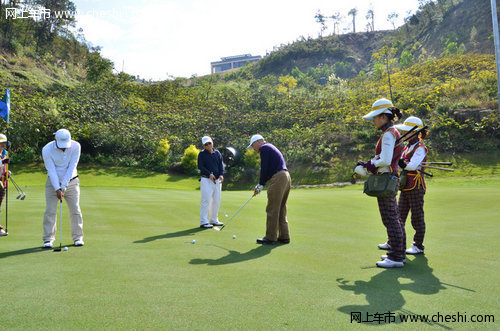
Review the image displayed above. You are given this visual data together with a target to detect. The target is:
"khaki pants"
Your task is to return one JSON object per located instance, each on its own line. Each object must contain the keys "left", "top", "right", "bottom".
{"left": 43, "top": 177, "right": 84, "bottom": 243}
{"left": 265, "top": 170, "right": 291, "bottom": 241}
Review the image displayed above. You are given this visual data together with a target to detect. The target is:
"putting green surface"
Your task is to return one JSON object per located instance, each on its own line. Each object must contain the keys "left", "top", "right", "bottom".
{"left": 0, "top": 172, "right": 498, "bottom": 329}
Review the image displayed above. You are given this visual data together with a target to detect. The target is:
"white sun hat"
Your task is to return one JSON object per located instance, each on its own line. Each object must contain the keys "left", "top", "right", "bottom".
{"left": 54, "top": 129, "right": 71, "bottom": 148}
{"left": 394, "top": 116, "right": 424, "bottom": 132}
{"left": 247, "top": 134, "right": 264, "bottom": 149}
{"left": 363, "top": 98, "right": 394, "bottom": 120}
{"left": 0, "top": 134, "right": 7, "bottom": 143}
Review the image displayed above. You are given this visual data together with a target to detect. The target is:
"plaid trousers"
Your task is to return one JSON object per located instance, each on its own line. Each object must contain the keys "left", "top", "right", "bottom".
{"left": 377, "top": 184, "right": 406, "bottom": 262}
{"left": 399, "top": 188, "right": 426, "bottom": 250}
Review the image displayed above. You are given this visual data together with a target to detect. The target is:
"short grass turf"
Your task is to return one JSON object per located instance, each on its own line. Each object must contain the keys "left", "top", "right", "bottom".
{"left": 0, "top": 172, "right": 498, "bottom": 329}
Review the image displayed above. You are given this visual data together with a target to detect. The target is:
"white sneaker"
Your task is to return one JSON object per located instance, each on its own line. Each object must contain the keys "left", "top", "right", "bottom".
{"left": 377, "top": 242, "right": 391, "bottom": 250}
{"left": 42, "top": 241, "right": 53, "bottom": 248}
{"left": 381, "top": 255, "right": 406, "bottom": 263}
{"left": 0, "top": 228, "right": 7, "bottom": 236}
{"left": 74, "top": 240, "right": 84, "bottom": 246}
{"left": 376, "top": 258, "right": 404, "bottom": 268}
{"left": 210, "top": 221, "right": 224, "bottom": 226}
{"left": 406, "top": 244, "right": 424, "bottom": 255}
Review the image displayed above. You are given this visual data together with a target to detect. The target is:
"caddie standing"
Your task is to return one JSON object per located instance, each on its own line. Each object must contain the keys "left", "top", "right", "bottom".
{"left": 249, "top": 134, "right": 291, "bottom": 245}
{"left": 197, "top": 136, "right": 224, "bottom": 229}
{"left": 355, "top": 99, "right": 405, "bottom": 268}
{"left": 42, "top": 129, "right": 84, "bottom": 248}
{"left": 395, "top": 116, "right": 428, "bottom": 255}
{"left": 0, "top": 134, "right": 10, "bottom": 236}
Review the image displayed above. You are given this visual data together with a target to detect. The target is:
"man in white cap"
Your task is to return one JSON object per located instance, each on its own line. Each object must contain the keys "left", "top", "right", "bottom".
{"left": 197, "top": 136, "right": 224, "bottom": 228}
{"left": 248, "top": 134, "right": 291, "bottom": 245}
{"left": 41, "top": 129, "right": 84, "bottom": 248}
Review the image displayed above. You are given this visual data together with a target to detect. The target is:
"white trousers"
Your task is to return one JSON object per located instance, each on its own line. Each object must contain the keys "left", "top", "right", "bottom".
{"left": 43, "top": 177, "right": 84, "bottom": 242}
{"left": 200, "top": 178, "right": 221, "bottom": 225}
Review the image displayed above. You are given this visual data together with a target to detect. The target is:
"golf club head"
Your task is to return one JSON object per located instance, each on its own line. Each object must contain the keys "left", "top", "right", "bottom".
{"left": 350, "top": 176, "right": 356, "bottom": 184}
{"left": 212, "top": 226, "right": 221, "bottom": 231}
{"left": 20, "top": 195, "right": 26, "bottom": 200}
{"left": 16, "top": 194, "right": 21, "bottom": 199}
{"left": 53, "top": 247, "right": 62, "bottom": 252}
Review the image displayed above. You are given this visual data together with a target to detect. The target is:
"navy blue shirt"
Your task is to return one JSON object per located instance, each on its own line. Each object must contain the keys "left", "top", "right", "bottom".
{"left": 198, "top": 149, "right": 224, "bottom": 178}
{"left": 259, "top": 143, "right": 287, "bottom": 186}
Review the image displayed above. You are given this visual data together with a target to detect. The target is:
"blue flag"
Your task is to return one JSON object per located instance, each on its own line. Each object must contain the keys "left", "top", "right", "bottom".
{"left": 0, "top": 88, "right": 10, "bottom": 124}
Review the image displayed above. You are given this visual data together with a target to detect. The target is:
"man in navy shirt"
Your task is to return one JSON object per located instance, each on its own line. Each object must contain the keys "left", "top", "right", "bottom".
{"left": 248, "top": 134, "right": 291, "bottom": 244}
{"left": 197, "top": 136, "right": 224, "bottom": 228}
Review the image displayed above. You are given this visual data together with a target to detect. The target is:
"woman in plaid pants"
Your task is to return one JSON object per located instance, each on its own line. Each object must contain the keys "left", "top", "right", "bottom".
{"left": 395, "top": 116, "right": 428, "bottom": 255}
{"left": 355, "top": 98, "right": 405, "bottom": 268}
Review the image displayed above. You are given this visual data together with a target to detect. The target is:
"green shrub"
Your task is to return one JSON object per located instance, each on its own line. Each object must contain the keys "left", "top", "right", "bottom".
{"left": 180, "top": 145, "right": 200, "bottom": 175}
{"left": 244, "top": 149, "right": 260, "bottom": 170}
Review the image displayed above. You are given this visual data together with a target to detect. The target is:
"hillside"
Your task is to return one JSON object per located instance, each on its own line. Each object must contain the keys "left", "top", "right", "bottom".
{"left": 253, "top": 0, "right": 496, "bottom": 78}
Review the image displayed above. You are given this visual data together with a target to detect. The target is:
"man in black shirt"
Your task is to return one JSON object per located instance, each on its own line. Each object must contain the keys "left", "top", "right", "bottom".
{"left": 197, "top": 136, "right": 224, "bottom": 228}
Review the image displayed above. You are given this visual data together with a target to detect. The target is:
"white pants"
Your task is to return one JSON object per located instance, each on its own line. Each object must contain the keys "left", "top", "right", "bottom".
{"left": 43, "top": 177, "right": 84, "bottom": 243}
{"left": 200, "top": 178, "right": 221, "bottom": 225}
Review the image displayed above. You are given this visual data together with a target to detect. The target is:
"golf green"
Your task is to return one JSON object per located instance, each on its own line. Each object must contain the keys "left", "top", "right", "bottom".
{"left": 0, "top": 172, "right": 498, "bottom": 329}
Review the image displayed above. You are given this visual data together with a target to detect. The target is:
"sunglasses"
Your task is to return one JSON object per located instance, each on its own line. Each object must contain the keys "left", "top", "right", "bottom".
{"left": 204, "top": 142, "right": 212, "bottom": 146}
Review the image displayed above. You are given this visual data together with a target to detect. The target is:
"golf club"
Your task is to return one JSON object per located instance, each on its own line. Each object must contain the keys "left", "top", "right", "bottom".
{"left": 53, "top": 200, "right": 63, "bottom": 252}
{"left": 396, "top": 125, "right": 429, "bottom": 147}
{"left": 422, "top": 161, "right": 453, "bottom": 166}
{"left": 419, "top": 169, "right": 433, "bottom": 177}
{"left": 213, "top": 194, "right": 254, "bottom": 231}
{"left": 395, "top": 125, "right": 418, "bottom": 144}
{"left": 422, "top": 165, "right": 455, "bottom": 172}
{"left": 216, "top": 179, "right": 229, "bottom": 217}
{"left": 9, "top": 176, "right": 26, "bottom": 200}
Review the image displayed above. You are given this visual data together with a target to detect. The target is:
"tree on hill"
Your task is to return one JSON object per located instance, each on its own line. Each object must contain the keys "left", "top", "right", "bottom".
{"left": 348, "top": 8, "right": 358, "bottom": 33}
{"left": 366, "top": 8, "right": 374, "bottom": 32}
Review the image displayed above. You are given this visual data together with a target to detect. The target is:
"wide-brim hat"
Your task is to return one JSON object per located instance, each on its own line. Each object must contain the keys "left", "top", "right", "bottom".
{"left": 394, "top": 116, "right": 424, "bottom": 131}
{"left": 363, "top": 98, "right": 394, "bottom": 120}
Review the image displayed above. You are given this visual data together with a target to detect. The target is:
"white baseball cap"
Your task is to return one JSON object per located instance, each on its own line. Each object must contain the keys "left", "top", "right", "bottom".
{"left": 394, "top": 116, "right": 424, "bottom": 132}
{"left": 0, "top": 134, "right": 7, "bottom": 143}
{"left": 363, "top": 98, "right": 394, "bottom": 120}
{"left": 201, "top": 136, "right": 213, "bottom": 145}
{"left": 247, "top": 134, "right": 264, "bottom": 149}
{"left": 54, "top": 129, "right": 71, "bottom": 148}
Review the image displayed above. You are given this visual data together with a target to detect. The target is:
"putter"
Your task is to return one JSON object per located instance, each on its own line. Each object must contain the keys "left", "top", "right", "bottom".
{"left": 214, "top": 194, "right": 254, "bottom": 231}
{"left": 53, "top": 200, "right": 63, "bottom": 252}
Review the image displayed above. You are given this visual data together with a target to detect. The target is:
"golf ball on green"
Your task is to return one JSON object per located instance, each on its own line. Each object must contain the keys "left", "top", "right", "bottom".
{"left": 192, "top": 240, "right": 196, "bottom": 244}
{"left": 233, "top": 235, "right": 236, "bottom": 239}
{"left": 64, "top": 247, "right": 68, "bottom": 251}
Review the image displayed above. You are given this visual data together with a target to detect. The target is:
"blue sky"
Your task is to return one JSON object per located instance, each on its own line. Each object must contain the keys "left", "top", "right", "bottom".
{"left": 71, "top": 0, "right": 420, "bottom": 80}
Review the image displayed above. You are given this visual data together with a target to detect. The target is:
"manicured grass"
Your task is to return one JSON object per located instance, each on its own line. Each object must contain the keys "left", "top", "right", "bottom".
{"left": 0, "top": 171, "right": 498, "bottom": 329}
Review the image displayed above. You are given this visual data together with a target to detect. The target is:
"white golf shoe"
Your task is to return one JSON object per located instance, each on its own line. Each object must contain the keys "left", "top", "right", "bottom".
{"left": 74, "top": 240, "right": 84, "bottom": 247}
{"left": 42, "top": 241, "right": 53, "bottom": 249}
{"left": 381, "top": 255, "right": 406, "bottom": 263}
{"left": 376, "top": 258, "right": 404, "bottom": 268}
{"left": 406, "top": 244, "right": 424, "bottom": 255}
{"left": 0, "top": 228, "right": 7, "bottom": 236}
{"left": 377, "top": 242, "right": 391, "bottom": 250}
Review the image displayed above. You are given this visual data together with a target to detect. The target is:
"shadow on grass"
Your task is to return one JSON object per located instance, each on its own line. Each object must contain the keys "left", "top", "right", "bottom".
{"left": 336, "top": 256, "right": 472, "bottom": 328}
{"left": 189, "top": 244, "right": 281, "bottom": 265}
{"left": 0, "top": 246, "right": 47, "bottom": 259}
{"left": 133, "top": 227, "right": 205, "bottom": 243}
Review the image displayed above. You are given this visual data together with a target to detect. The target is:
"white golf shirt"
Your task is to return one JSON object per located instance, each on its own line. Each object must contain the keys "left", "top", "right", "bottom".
{"left": 371, "top": 131, "right": 396, "bottom": 173}
{"left": 42, "top": 140, "right": 81, "bottom": 191}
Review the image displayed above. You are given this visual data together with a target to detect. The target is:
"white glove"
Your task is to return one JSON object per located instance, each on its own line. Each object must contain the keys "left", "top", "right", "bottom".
{"left": 354, "top": 165, "right": 367, "bottom": 177}
{"left": 255, "top": 184, "right": 264, "bottom": 194}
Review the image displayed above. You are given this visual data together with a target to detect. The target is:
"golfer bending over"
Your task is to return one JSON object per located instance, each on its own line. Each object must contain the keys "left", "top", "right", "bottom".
{"left": 0, "top": 134, "right": 10, "bottom": 236}
{"left": 197, "top": 136, "right": 224, "bottom": 228}
{"left": 42, "top": 129, "right": 84, "bottom": 248}
{"left": 249, "top": 134, "right": 291, "bottom": 245}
